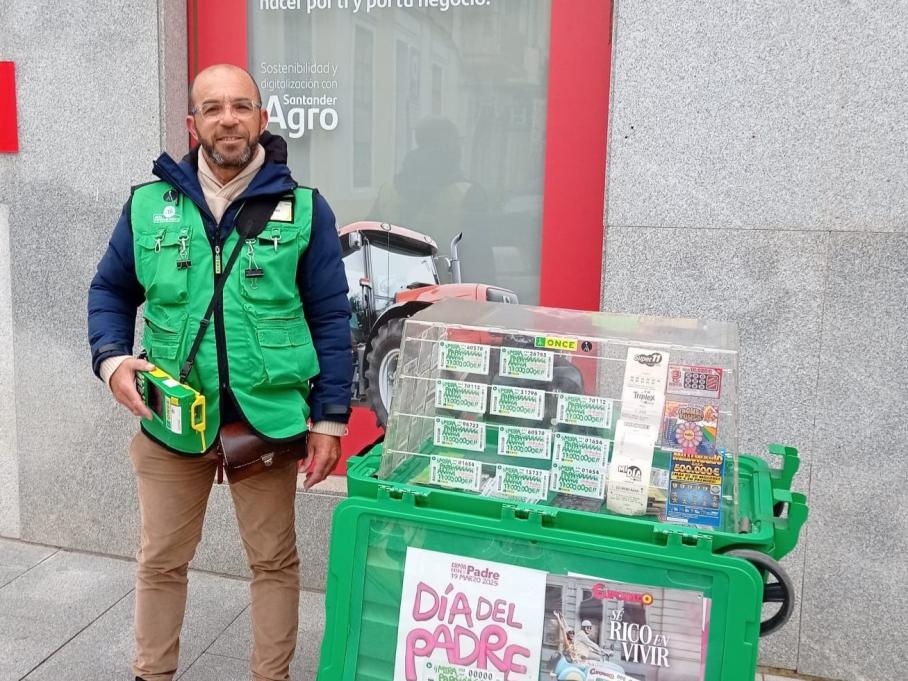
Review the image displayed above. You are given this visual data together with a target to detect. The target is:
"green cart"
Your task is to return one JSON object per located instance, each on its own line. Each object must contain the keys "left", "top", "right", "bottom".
{"left": 316, "top": 442, "right": 807, "bottom": 681}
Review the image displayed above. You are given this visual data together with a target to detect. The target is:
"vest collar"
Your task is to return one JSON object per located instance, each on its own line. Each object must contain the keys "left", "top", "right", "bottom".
{"left": 151, "top": 132, "right": 297, "bottom": 225}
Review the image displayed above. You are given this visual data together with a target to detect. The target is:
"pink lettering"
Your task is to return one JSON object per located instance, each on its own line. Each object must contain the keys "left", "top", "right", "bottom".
{"left": 476, "top": 596, "right": 493, "bottom": 620}
{"left": 413, "top": 582, "right": 439, "bottom": 621}
{"left": 505, "top": 602, "right": 523, "bottom": 630}
{"left": 404, "top": 627, "right": 435, "bottom": 681}
{"left": 403, "top": 623, "right": 531, "bottom": 681}
{"left": 448, "top": 592, "right": 475, "bottom": 628}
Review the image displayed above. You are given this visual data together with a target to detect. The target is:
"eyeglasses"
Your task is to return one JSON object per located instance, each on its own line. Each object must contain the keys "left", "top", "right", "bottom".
{"left": 191, "top": 99, "right": 262, "bottom": 121}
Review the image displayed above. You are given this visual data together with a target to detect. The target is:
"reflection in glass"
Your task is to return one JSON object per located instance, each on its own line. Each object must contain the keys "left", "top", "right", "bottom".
{"left": 249, "top": 0, "right": 551, "bottom": 303}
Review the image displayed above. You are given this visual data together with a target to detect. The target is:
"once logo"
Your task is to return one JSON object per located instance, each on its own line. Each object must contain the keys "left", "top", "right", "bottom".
{"left": 534, "top": 336, "right": 578, "bottom": 351}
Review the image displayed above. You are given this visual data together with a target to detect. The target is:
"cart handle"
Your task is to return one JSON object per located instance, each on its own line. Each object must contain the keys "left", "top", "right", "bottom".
{"left": 767, "top": 443, "right": 800, "bottom": 492}
{"left": 770, "top": 489, "right": 809, "bottom": 560}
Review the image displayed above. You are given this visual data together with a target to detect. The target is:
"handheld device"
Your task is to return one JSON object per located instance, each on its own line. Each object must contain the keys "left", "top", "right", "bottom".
{"left": 136, "top": 368, "right": 207, "bottom": 451}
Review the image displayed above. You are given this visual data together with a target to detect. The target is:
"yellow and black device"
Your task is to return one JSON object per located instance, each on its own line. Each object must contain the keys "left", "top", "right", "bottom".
{"left": 136, "top": 368, "right": 207, "bottom": 452}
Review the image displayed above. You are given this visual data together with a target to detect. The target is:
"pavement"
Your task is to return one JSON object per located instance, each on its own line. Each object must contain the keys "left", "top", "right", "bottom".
{"left": 0, "top": 537, "right": 819, "bottom": 681}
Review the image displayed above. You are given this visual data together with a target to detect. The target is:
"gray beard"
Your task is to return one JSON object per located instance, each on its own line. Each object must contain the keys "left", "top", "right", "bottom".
{"left": 205, "top": 140, "right": 255, "bottom": 168}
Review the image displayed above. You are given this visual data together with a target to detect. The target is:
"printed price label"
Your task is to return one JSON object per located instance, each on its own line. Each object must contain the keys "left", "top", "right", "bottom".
{"left": 429, "top": 456, "right": 482, "bottom": 492}
{"left": 555, "top": 394, "right": 613, "bottom": 428}
{"left": 434, "top": 379, "right": 487, "bottom": 414}
{"left": 433, "top": 417, "right": 486, "bottom": 452}
{"left": 499, "top": 347, "right": 554, "bottom": 381}
{"left": 438, "top": 341, "right": 491, "bottom": 375}
{"left": 497, "top": 426, "right": 551, "bottom": 459}
{"left": 494, "top": 464, "right": 549, "bottom": 502}
{"left": 550, "top": 462, "right": 607, "bottom": 499}
{"left": 552, "top": 432, "right": 611, "bottom": 467}
{"left": 489, "top": 385, "right": 545, "bottom": 420}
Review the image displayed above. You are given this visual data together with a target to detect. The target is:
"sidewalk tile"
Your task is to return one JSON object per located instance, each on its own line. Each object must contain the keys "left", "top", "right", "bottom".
{"left": 205, "top": 590, "right": 325, "bottom": 675}
{"left": 179, "top": 653, "right": 247, "bottom": 681}
{"left": 0, "top": 538, "right": 57, "bottom": 588}
{"left": 0, "top": 550, "right": 133, "bottom": 679}
{"left": 23, "top": 570, "right": 249, "bottom": 681}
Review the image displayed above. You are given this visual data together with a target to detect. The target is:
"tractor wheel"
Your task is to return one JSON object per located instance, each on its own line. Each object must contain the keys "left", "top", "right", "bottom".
{"left": 364, "top": 318, "right": 405, "bottom": 427}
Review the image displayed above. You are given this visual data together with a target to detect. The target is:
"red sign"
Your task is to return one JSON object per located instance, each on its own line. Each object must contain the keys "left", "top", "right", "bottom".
{"left": 0, "top": 62, "right": 18, "bottom": 153}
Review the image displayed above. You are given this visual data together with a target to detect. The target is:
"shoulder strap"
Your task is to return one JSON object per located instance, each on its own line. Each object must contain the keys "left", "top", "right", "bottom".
{"left": 179, "top": 195, "right": 283, "bottom": 383}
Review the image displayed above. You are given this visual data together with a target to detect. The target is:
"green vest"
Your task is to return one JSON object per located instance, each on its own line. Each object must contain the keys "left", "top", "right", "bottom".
{"left": 131, "top": 182, "right": 319, "bottom": 454}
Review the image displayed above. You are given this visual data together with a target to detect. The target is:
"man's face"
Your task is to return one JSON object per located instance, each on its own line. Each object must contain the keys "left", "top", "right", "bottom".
{"left": 582, "top": 626, "right": 592, "bottom": 634}
{"left": 186, "top": 67, "right": 268, "bottom": 170}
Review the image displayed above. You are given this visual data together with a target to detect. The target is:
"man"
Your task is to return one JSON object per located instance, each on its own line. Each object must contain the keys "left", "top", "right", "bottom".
{"left": 87, "top": 64, "right": 352, "bottom": 681}
{"left": 573, "top": 620, "right": 604, "bottom": 662}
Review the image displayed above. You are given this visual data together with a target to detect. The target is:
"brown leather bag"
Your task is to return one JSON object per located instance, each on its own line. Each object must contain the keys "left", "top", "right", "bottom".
{"left": 216, "top": 422, "right": 308, "bottom": 484}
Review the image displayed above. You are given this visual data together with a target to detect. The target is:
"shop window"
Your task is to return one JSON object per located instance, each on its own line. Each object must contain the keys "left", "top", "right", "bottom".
{"left": 353, "top": 26, "right": 374, "bottom": 189}
{"left": 248, "top": 1, "right": 552, "bottom": 304}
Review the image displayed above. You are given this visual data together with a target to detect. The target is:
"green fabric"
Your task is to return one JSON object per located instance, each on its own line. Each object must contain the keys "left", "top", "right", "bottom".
{"left": 131, "top": 182, "right": 318, "bottom": 454}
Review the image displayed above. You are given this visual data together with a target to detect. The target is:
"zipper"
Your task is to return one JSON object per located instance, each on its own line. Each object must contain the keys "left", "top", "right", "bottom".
{"left": 211, "top": 203, "right": 250, "bottom": 419}
{"left": 212, "top": 213, "right": 230, "bottom": 398}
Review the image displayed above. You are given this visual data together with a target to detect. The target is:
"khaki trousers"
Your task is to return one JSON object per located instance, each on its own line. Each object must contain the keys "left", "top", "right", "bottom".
{"left": 129, "top": 431, "right": 300, "bottom": 681}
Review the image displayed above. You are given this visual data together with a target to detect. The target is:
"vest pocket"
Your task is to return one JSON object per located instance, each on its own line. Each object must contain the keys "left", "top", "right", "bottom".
{"left": 135, "top": 226, "right": 191, "bottom": 305}
{"left": 240, "top": 226, "right": 301, "bottom": 303}
{"left": 254, "top": 319, "right": 315, "bottom": 388}
{"left": 142, "top": 309, "right": 187, "bottom": 363}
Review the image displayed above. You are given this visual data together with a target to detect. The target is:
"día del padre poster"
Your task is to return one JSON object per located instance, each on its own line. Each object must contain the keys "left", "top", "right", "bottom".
{"left": 394, "top": 548, "right": 547, "bottom": 681}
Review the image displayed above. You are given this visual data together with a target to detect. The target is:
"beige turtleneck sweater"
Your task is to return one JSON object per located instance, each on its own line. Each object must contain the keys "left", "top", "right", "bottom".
{"left": 101, "top": 145, "right": 345, "bottom": 438}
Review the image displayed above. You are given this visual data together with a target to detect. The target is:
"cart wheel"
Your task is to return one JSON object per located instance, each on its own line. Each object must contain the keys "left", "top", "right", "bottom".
{"left": 725, "top": 549, "right": 795, "bottom": 637}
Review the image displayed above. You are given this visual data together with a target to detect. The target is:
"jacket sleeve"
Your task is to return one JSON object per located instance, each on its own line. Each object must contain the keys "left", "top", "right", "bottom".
{"left": 87, "top": 199, "right": 145, "bottom": 377}
{"left": 297, "top": 192, "right": 353, "bottom": 424}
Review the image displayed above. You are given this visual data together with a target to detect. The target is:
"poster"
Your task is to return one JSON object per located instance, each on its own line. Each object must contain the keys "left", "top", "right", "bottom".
{"left": 394, "top": 547, "right": 547, "bottom": 681}
{"left": 393, "top": 549, "right": 710, "bottom": 681}
{"left": 542, "top": 574, "right": 709, "bottom": 681}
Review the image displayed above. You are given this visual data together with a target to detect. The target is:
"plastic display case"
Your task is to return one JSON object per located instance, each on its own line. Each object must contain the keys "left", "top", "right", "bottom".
{"left": 379, "top": 300, "right": 744, "bottom": 532}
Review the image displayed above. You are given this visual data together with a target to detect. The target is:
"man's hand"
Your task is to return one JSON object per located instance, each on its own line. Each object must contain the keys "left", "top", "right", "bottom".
{"left": 303, "top": 432, "right": 342, "bottom": 490}
{"left": 109, "top": 358, "right": 156, "bottom": 419}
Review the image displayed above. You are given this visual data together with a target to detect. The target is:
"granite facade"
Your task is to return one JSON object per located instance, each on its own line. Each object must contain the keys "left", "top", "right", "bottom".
{"left": 0, "top": 204, "right": 19, "bottom": 538}
{"left": 605, "top": 1, "right": 908, "bottom": 677}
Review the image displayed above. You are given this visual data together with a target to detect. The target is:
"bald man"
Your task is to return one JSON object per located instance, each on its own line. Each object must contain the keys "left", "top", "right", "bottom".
{"left": 88, "top": 64, "right": 353, "bottom": 681}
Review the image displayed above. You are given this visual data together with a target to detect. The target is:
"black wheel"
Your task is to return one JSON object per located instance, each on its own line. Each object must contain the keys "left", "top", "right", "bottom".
{"left": 725, "top": 548, "right": 795, "bottom": 637}
{"left": 364, "top": 318, "right": 405, "bottom": 427}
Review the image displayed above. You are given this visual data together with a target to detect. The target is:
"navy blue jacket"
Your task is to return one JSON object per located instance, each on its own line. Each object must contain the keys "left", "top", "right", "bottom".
{"left": 88, "top": 132, "right": 353, "bottom": 425}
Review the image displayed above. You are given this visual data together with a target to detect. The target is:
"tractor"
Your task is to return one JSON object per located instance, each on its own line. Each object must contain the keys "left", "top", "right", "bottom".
{"left": 339, "top": 221, "right": 519, "bottom": 425}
